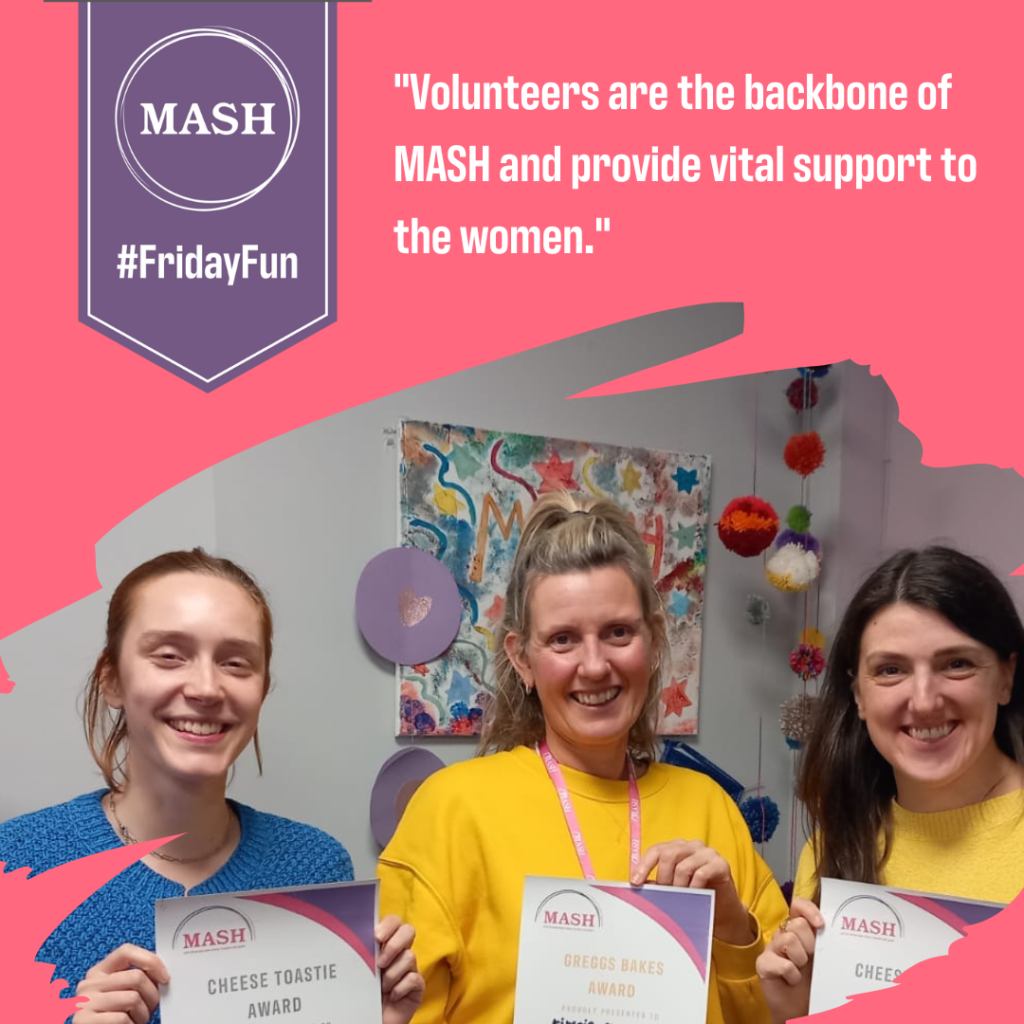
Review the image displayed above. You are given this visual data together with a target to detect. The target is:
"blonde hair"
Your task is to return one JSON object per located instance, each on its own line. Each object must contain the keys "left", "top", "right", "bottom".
{"left": 479, "top": 491, "right": 668, "bottom": 761}
{"left": 83, "top": 548, "right": 274, "bottom": 791}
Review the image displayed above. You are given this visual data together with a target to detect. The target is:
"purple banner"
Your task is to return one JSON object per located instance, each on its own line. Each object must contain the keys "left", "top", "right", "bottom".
{"left": 79, "top": 2, "right": 336, "bottom": 390}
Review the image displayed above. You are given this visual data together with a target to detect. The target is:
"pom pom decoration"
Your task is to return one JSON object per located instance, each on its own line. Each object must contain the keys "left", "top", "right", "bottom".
{"left": 746, "top": 594, "right": 771, "bottom": 626}
{"left": 740, "top": 795, "right": 780, "bottom": 844}
{"left": 786, "top": 377, "right": 819, "bottom": 412}
{"left": 766, "top": 543, "right": 821, "bottom": 592}
{"left": 780, "top": 694, "right": 819, "bottom": 749}
{"left": 717, "top": 496, "right": 779, "bottom": 557}
{"left": 789, "top": 644, "right": 826, "bottom": 681}
{"left": 801, "top": 626, "right": 826, "bottom": 648}
{"left": 786, "top": 505, "right": 812, "bottom": 533}
{"left": 783, "top": 432, "right": 826, "bottom": 476}
{"left": 775, "top": 529, "right": 821, "bottom": 556}
{"left": 798, "top": 365, "right": 832, "bottom": 379}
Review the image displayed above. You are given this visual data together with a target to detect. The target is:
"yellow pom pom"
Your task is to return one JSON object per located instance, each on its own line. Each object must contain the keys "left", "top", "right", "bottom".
{"left": 801, "top": 627, "right": 826, "bottom": 648}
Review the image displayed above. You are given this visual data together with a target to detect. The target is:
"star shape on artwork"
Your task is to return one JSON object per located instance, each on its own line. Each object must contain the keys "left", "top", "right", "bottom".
{"left": 450, "top": 444, "right": 484, "bottom": 482}
{"left": 433, "top": 482, "right": 466, "bottom": 518}
{"left": 672, "top": 467, "right": 699, "bottom": 494}
{"left": 533, "top": 452, "right": 579, "bottom": 494}
{"left": 669, "top": 590, "right": 691, "bottom": 619}
{"left": 484, "top": 595, "right": 505, "bottom": 624}
{"left": 672, "top": 522, "right": 697, "bottom": 552}
{"left": 447, "top": 670, "right": 476, "bottom": 708}
{"left": 660, "top": 678, "right": 692, "bottom": 718}
{"left": 621, "top": 461, "right": 642, "bottom": 495}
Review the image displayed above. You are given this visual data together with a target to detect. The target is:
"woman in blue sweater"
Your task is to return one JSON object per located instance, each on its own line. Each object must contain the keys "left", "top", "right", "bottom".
{"left": 0, "top": 549, "right": 424, "bottom": 1024}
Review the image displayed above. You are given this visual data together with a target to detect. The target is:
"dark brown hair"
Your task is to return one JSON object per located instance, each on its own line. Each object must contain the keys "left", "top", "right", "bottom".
{"left": 478, "top": 491, "right": 668, "bottom": 762}
{"left": 799, "top": 546, "right": 1024, "bottom": 898}
{"left": 84, "top": 549, "right": 274, "bottom": 790}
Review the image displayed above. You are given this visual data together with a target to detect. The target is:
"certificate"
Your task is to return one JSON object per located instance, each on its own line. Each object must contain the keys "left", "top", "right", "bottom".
{"left": 513, "top": 875, "right": 715, "bottom": 1024}
{"left": 154, "top": 880, "right": 380, "bottom": 1024}
{"left": 809, "top": 877, "right": 1004, "bottom": 1015}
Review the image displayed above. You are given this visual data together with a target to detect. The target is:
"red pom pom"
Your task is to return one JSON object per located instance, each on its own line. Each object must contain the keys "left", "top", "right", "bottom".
{"left": 786, "top": 377, "right": 819, "bottom": 411}
{"left": 784, "top": 432, "right": 825, "bottom": 476}
{"left": 717, "top": 496, "right": 779, "bottom": 557}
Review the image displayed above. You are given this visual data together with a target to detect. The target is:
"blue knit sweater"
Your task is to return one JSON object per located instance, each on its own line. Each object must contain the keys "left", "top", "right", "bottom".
{"left": 0, "top": 790, "right": 354, "bottom": 1023}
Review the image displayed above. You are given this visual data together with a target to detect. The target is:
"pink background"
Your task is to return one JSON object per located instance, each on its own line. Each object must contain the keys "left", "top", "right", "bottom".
{"left": 2, "top": 0, "right": 1022, "bottom": 1019}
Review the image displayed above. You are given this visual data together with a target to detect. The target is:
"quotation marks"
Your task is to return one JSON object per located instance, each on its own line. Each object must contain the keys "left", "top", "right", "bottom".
{"left": 587, "top": 217, "right": 611, "bottom": 253}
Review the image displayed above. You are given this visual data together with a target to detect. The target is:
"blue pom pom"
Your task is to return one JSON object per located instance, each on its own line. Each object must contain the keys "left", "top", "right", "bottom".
{"left": 740, "top": 795, "right": 780, "bottom": 844}
{"left": 784, "top": 736, "right": 803, "bottom": 751}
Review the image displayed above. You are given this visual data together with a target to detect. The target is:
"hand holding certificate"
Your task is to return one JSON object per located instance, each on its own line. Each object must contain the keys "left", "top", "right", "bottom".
{"left": 155, "top": 880, "right": 382, "bottom": 1024}
{"left": 513, "top": 875, "right": 715, "bottom": 1024}
{"left": 808, "top": 878, "right": 1005, "bottom": 1015}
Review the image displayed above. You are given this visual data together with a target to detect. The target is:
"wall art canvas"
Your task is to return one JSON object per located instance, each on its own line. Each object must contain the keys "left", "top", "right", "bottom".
{"left": 397, "top": 419, "right": 712, "bottom": 737}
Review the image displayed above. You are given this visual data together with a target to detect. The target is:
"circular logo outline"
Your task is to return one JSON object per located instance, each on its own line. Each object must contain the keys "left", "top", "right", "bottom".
{"left": 114, "top": 26, "right": 300, "bottom": 213}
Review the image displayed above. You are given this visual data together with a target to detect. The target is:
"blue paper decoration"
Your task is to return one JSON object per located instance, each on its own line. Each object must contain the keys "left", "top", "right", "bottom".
{"left": 660, "top": 740, "right": 745, "bottom": 803}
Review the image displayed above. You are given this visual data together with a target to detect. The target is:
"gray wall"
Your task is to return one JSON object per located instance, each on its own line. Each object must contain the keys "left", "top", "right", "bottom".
{"left": 0, "top": 311, "right": 866, "bottom": 885}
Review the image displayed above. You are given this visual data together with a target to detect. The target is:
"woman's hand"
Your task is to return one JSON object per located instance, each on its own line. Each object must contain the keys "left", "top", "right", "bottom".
{"left": 377, "top": 914, "right": 426, "bottom": 1024}
{"left": 755, "top": 898, "right": 824, "bottom": 1024}
{"left": 72, "top": 943, "right": 168, "bottom": 1024}
{"left": 632, "top": 839, "right": 756, "bottom": 946}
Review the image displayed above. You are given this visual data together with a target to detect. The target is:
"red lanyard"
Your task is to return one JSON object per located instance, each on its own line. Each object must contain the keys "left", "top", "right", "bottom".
{"left": 538, "top": 740, "right": 641, "bottom": 880}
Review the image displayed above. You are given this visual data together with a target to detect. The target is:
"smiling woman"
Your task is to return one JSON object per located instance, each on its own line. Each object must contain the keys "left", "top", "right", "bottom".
{"left": 756, "top": 546, "right": 1024, "bottom": 1024}
{"left": 378, "top": 492, "right": 788, "bottom": 1024}
{"left": 0, "top": 550, "right": 424, "bottom": 1024}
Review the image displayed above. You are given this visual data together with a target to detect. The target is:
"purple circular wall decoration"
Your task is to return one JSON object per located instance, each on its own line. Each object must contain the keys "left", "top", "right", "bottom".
{"left": 355, "top": 547, "right": 462, "bottom": 664}
{"left": 370, "top": 747, "right": 446, "bottom": 848}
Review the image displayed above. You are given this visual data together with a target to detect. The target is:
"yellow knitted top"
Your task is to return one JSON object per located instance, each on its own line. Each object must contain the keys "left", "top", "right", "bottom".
{"left": 795, "top": 788, "right": 1024, "bottom": 904}
{"left": 379, "top": 745, "right": 788, "bottom": 1024}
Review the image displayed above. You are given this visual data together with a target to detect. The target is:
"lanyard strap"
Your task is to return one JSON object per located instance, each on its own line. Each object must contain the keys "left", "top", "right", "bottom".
{"left": 538, "top": 740, "right": 641, "bottom": 881}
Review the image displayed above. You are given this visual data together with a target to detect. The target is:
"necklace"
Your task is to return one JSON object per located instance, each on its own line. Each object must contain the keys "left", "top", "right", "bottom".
{"left": 108, "top": 791, "right": 236, "bottom": 864}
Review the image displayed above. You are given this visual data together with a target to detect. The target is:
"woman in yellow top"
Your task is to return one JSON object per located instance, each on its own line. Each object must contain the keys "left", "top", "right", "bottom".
{"left": 757, "top": 546, "right": 1024, "bottom": 1023}
{"left": 379, "top": 491, "right": 789, "bottom": 1024}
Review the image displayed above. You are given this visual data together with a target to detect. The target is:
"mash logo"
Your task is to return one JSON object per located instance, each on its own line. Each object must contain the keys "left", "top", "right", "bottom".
{"left": 114, "top": 27, "right": 299, "bottom": 213}
{"left": 832, "top": 895, "right": 905, "bottom": 942}
{"left": 536, "top": 889, "right": 603, "bottom": 931}
{"left": 172, "top": 905, "right": 256, "bottom": 953}
{"left": 79, "top": 2, "right": 336, "bottom": 390}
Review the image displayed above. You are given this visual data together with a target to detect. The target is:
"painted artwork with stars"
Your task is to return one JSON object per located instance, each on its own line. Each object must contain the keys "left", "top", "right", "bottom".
{"left": 397, "top": 419, "right": 712, "bottom": 736}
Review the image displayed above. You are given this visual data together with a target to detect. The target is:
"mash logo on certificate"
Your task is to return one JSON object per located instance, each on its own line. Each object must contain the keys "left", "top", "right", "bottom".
{"left": 155, "top": 880, "right": 380, "bottom": 1024}
{"left": 513, "top": 876, "right": 714, "bottom": 1024}
{"left": 809, "top": 877, "right": 1005, "bottom": 1015}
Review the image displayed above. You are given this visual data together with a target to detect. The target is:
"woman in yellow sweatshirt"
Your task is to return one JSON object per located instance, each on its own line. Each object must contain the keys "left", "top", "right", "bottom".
{"left": 379, "top": 491, "right": 788, "bottom": 1024}
{"left": 756, "top": 546, "right": 1024, "bottom": 1023}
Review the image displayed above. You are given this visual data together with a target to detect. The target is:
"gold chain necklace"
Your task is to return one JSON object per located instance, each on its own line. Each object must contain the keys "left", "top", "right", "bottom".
{"left": 108, "top": 792, "right": 236, "bottom": 864}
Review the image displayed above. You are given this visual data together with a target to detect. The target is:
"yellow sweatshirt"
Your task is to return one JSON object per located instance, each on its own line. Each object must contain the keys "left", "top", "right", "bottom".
{"left": 794, "top": 788, "right": 1024, "bottom": 904}
{"left": 378, "top": 745, "right": 789, "bottom": 1024}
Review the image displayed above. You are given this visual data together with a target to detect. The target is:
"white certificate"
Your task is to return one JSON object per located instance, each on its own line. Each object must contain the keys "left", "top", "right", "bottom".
{"left": 513, "top": 875, "right": 715, "bottom": 1024}
{"left": 155, "top": 880, "right": 380, "bottom": 1024}
{"left": 809, "top": 877, "right": 1004, "bottom": 1015}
